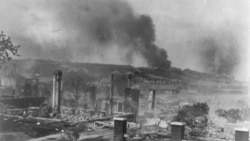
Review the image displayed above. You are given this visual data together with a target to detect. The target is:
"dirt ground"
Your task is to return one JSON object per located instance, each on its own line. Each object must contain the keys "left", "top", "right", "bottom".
{"left": 0, "top": 132, "right": 32, "bottom": 141}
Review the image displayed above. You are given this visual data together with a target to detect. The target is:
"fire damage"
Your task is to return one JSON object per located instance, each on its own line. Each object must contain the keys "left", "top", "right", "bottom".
{"left": 0, "top": 0, "right": 248, "bottom": 140}
{"left": 0, "top": 59, "right": 249, "bottom": 141}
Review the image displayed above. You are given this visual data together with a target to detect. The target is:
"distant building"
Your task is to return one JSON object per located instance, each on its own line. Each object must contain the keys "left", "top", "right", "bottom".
{"left": 135, "top": 79, "right": 182, "bottom": 95}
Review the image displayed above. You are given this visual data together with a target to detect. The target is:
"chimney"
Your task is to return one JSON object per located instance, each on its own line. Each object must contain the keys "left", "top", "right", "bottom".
{"left": 127, "top": 73, "right": 132, "bottom": 88}
{"left": 114, "top": 117, "right": 127, "bottom": 141}
{"left": 235, "top": 128, "right": 249, "bottom": 141}
{"left": 171, "top": 122, "right": 185, "bottom": 141}
{"left": 89, "top": 86, "right": 96, "bottom": 111}
{"left": 123, "top": 88, "right": 130, "bottom": 113}
{"left": 109, "top": 73, "right": 115, "bottom": 115}
{"left": 52, "top": 70, "right": 63, "bottom": 114}
{"left": 123, "top": 73, "right": 132, "bottom": 113}
{"left": 131, "top": 89, "right": 139, "bottom": 122}
{"left": 151, "top": 90, "right": 156, "bottom": 110}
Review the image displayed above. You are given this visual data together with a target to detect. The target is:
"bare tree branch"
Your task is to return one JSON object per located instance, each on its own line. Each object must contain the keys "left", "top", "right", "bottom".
{"left": 0, "top": 31, "right": 20, "bottom": 64}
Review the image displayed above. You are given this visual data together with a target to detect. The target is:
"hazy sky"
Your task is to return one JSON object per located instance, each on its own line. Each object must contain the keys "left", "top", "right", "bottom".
{"left": 0, "top": 0, "right": 249, "bottom": 80}
{"left": 125, "top": 0, "right": 250, "bottom": 80}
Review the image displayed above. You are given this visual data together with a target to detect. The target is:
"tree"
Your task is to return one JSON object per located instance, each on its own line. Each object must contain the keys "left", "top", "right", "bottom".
{"left": 173, "top": 103, "right": 209, "bottom": 126}
{"left": 64, "top": 71, "right": 94, "bottom": 107}
{"left": 0, "top": 31, "right": 20, "bottom": 64}
{"left": 215, "top": 108, "right": 242, "bottom": 123}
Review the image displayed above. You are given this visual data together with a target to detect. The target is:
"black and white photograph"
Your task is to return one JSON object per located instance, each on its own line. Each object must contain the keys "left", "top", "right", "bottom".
{"left": 0, "top": 0, "right": 249, "bottom": 140}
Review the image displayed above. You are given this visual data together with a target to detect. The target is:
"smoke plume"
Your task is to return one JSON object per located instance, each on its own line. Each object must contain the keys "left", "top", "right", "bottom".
{"left": 0, "top": 0, "right": 171, "bottom": 69}
{"left": 127, "top": 0, "right": 249, "bottom": 77}
{"left": 1, "top": 0, "right": 248, "bottom": 78}
{"left": 198, "top": 32, "right": 240, "bottom": 75}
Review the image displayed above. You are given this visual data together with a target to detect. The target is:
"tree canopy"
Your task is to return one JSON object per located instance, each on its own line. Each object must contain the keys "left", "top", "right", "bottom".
{"left": 0, "top": 31, "right": 20, "bottom": 64}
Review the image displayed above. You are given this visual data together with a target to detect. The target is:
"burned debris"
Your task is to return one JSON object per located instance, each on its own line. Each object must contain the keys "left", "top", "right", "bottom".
{"left": 0, "top": 0, "right": 248, "bottom": 140}
{"left": 0, "top": 60, "right": 249, "bottom": 141}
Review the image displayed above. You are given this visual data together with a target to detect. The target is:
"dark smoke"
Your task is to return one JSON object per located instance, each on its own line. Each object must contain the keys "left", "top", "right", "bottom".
{"left": 71, "top": 0, "right": 171, "bottom": 68}
{"left": 134, "top": 0, "right": 248, "bottom": 78}
{"left": 8, "top": 0, "right": 171, "bottom": 69}
{"left": 198, "top": 32, "right": 240, "bottom": 75}
{"left": 3, "top": 0, "right": 245, "bottom": 76}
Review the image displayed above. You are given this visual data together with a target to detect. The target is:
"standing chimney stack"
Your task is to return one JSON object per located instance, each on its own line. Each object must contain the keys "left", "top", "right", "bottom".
{"left": 127, "top": 73, "right": 132, "bottom": 88}
{"left": 151, "top": 90, "right": 156, "bottom": 110}
{"left": 52, "top": 70, "right": 63, "bottom": 115}
{"left": 109, "top": 73, "right": 115, "bottom": 115}
{"left": 114, "top": 117, "right": 127, "bottom": 141}
{"left": 89, "top": 86, "right": 96, "bottom": 111}
{"left": 123, "top": 73, "right": 133, "bottom": 113}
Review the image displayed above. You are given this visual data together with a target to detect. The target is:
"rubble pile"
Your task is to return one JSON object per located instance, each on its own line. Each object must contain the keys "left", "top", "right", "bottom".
{"left": 0, "top": 105, "right": 246, "bottom": 141}
{"left": 1, "top": 69, "right": 249, "bottom": 141}
{"left": 60, "top": 107, "right": 99, "bottom": 123}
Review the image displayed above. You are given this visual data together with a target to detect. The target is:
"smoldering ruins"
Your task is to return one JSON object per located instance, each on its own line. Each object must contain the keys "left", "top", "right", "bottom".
{"left": 0, "top": 0, "right": 249, "bottom": 141}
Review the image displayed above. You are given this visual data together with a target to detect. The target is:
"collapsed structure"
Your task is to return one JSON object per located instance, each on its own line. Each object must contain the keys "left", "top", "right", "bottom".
{"left": 0, "top": 60, "right": 249, "bottom": 141}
